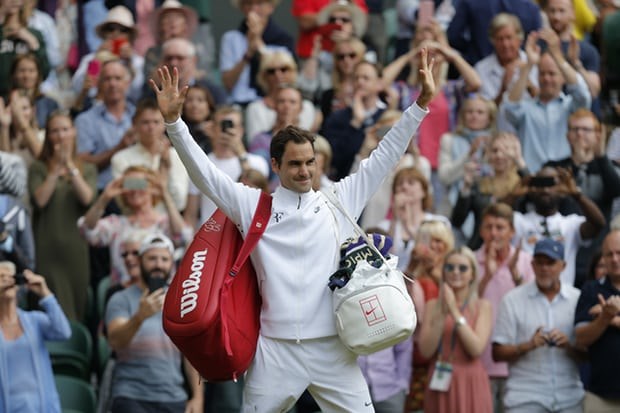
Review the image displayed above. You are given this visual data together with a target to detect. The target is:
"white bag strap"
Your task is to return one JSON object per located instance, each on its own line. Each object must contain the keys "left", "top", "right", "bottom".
{"left": 322, "top": 186, "right": 416, "bottom": 284}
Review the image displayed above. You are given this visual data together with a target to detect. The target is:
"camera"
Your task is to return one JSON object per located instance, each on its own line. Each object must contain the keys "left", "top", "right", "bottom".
{"left": 147, "top": 276, "right": 167, "bottom": 293}
{"left": 13, "top": 272, "right": 27, "bottom": 285}
{"left": 220, "top": 119, "right": 234, "bottom": 134}
{"left": 529, "top": 176, "right": 556, "bottom": 188}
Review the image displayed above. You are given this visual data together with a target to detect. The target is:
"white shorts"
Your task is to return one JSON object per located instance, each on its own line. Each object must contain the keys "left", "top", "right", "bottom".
{"left": 242, "top": 335, "right": 374, "bottom": 413}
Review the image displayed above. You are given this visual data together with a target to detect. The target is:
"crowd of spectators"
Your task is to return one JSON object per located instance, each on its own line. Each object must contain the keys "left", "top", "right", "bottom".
{"left": 1, "top": 0, "right": 620, "bottom": 412}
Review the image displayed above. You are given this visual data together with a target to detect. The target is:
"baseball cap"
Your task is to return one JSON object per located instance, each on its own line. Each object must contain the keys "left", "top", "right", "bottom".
{"left": 533, "top": 238, "right": 564, "bottom": 261}
{"left": 139, "top": 233, "right": 175, "bottom": 256}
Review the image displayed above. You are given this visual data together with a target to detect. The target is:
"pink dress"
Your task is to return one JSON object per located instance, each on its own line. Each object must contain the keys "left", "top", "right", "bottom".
{"left": 424, "top": 302, "right": 493, "bottom": 413}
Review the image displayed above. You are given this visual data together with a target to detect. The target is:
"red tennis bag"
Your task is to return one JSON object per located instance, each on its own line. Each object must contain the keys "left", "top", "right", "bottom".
{"left": 163, "top": 192, "right": 272, "bottom": 382}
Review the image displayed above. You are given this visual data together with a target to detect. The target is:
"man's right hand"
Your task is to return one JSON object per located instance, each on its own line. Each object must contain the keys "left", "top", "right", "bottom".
{"left": 136, "top": 288, "right": 165, "bottom": 321}
{"left": 149, "top": 66, "right": 188, "bottom": 123}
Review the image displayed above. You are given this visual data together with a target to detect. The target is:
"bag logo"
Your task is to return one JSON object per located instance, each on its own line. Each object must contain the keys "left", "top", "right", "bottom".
{"left": 203, "top": 218, "right": 221, "bottom": 232}
{"left": 359, "top": 295, "right": 387, "bottom": 326}
{"left": 180, "top": 249, "right": 208, "bottom": 318}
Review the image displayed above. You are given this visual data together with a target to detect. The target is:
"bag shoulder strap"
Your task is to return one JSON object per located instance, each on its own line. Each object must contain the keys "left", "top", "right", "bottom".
{"left": 229, "top": 191, "right": 272, "bottom": 276}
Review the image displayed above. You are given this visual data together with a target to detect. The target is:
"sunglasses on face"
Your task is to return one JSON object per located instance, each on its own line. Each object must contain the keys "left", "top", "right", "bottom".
{"left": 265, "top": 66, "right": 292, "bottom": 75}
{"left": 121, "top": 250, "right": 139, "bottom": 258}
{"left": 444, "top": 263, "right": 470, "bottom": 273}
{"left": 329, "top": 16, "right": 352, "bottom": 24}
{"left": 336, "top": 52, "right": 357, "bottom": 61}
{"left": 103, "top": 23, "right": 131, "bottom": 34}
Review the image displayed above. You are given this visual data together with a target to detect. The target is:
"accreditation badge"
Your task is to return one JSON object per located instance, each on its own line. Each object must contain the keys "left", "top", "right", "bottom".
{"left": 428, "top": 360, "right": 453, "bottom": 392}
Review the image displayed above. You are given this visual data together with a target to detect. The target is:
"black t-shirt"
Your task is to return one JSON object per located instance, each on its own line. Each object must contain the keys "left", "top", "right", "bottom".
{"left": 574, "top": 278, "right": 620, "bottom": 399}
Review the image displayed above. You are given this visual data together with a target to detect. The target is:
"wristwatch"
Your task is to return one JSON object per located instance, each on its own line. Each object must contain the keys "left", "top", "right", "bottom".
{"left": 455, "top": 315, "right": 467, "bottom": 327}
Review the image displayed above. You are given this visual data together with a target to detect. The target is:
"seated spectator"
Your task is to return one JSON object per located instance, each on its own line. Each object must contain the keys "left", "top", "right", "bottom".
{"left": 79, "top": 166, "right": 191, "bottom": 285}
{"left": 291, "top": 0, "right": 367, "bottom": 59}
{"left": 105, "top": 233, "right": 203, "bottom": 412}
{"left": 246, "top": 51, "right": 321, "bottom": 140}
{"left": 220, "top": 0, "right": 295, "bottom": 105}
{"left": 29, "top": 111, "right": 97, "bottom": 321}
{"left": 475, "top": 203, "right": 535, "bottom": 411}
{"left": 23, "top": 0, "right": 60, "bottom": 95}
{"left": 418, "top": 247, "right": 493, "bottom": 413}
{"left": 181, "top": 85, "right": 215, "bottom": 155}
{"left": 75, "top": 59, "right": 135, "bottom": 193}
{"left": 377, "top": 167, "right": 450, "bottom": 271}
{"left": 0, "top": 90, "right": 43, "bottom": 167}
{"left": 447, "top": 0, "right": 542, "bottom": 65}
{"left": 317, "top": 37, "right": 366, "bottom": 119}
{"left": 321, "top": 60, "right": 388, "bottom": 180}
{"left": 72, "top": 6, "right": 144, "bottom": 105}
{"left": 0, "top": 263, "right": 71, "bottom": 413}
{"left": 10, "top": 53, "right": 59, "bottom": 129}
{"left": 452, "top": 132, "right": 528, "bottom": 250}
{"left": 184, "top": 106, "right": 268, "bottom": 229}
{"left": 475, "top": 13, "right": 539, "bottom": 108}
{"left": 511, "top": 166, "right": 605, "bottom": 287}
{"left": 297, "top": 0, "right": 368, "bottom": 103}
{"left": 355, "top": 109, "right": 432, "bottom": 229}
{"left": 111, "top": 99, "right": 190, "bottom": 211}
{"left": 574, "top": 229, "right": 620, "bottom": 412}
{"left": 0, "top": 0, "right": 50, "bottom": 96}
{"left": 144, "top": 37, "right": 227, "bottom": 106}
{"left": 544, "top": 0, "right": 601, "bottom": 100}
{"left": 502, "top": 30, "right": 591, "bottom": 172}
{"left": 493, "top": 238, "right": 584, "bottom": 412}
{"left": 438, "top": 95, "right": 497, "bottom": 217}
{"left": 143, "top": 0, "right": 199, "bottom": 85}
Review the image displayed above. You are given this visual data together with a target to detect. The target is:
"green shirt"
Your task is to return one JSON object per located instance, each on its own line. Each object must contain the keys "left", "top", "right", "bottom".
{"left": 180, "top": 0, "right": 210, "bottom": 21}
{"left": 603, "top": 11, "right": 620, "bottom": 74}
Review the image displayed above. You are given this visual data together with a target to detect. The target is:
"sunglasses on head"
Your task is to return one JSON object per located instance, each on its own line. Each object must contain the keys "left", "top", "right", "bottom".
{"left": 329, "top": 16, "right": 352, "bottom": 24}
{"left": 444, "top": 263, "right": 469, "bottom": 273}
{"left": 336, "top": 52, "right": 357, "bottom": 61}
{"left": 121, "top": 250, "right": 139, "bottom": 258}
{"left": 265, "top": 66, "right": 291, "bottom": 75}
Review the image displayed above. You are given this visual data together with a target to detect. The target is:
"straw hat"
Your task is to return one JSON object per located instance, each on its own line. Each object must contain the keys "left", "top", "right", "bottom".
{"left": 316, "top": 0, "right": 367, "bottom": 38}
{"left": 95, "top": 6, "right": 137, "bottom": 40}
{"left": 150, "top": 0, "right": 199, "bottom": 40}
{"left": 230, "top": 0, "right": 281, "bottom": 9}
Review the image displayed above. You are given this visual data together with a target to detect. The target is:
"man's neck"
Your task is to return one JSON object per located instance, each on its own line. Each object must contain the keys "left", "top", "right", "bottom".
{"left": 538, "top": 281, "right": 561, "bottom": 302}
{"left": 140, "top": 136, "right": 162, "bottom": 155}
{"left": 362, "top": 95, "right": 379, "bottom": 111}
{"left": 212, "top": 146, "right": 236, "bottom": 159}
{"left": 494, "top": 244, "right": 511, "bottom": 262}
{"left": 105, "top": 100, "right": 127, "bottom": 120}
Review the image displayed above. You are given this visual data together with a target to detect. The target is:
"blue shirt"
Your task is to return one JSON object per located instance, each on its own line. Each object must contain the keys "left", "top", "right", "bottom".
{"left": 493, "top": 281, "right": 584, "bottom": 410}
{"left": 502, "top": 74, "right": 591, "bottom": 173}
{"left": 75, "top": 102, "right": 135, "bottom": 189}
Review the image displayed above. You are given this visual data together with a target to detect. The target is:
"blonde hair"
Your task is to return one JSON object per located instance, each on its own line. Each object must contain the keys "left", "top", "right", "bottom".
{"left": 332, "top": 37, "right": 366, "bottom": 93}
{"left": 454, "top": 95, "right": 498, "bottom": 136}
{"left": 488, "top": 12, "right": 524, "bottom": 41}
{"left": 256, "top": 51, "right": 297, "bottom": 94}
{"left": 442, "top": 246, "right": 480, "bottom": 311}
{"left": 416, "top": 220, "right": 455, "bottom": 252}
{"left": 313, "top": 135, "right": 333, "bottom": 173}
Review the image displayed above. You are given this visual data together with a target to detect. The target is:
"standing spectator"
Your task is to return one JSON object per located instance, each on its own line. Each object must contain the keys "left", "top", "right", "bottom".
{"left": 181, "top": 85, "right": 215, "bottom": 155}
{"left": 75, "top": 59, "right": 135, "bottom": 192}
{"left": 10, "top": 53, "right": 59, "bottom": 129}
{"left": 544, "top": 0, "right": 601, "bottom": 100}
{"left": 0, "top": 89, "right": 43, "bottom": 167}
{"left": 447, "top": 0, "right": 542, "bottom": 66}
{"left": 291, "top": 0, "right": 367, "bottom": 59}
{"left": 111, "top": 99, "right": 190, "bottom": 211}
{"left": 0, "top": 263, "right": 71, "bottom": 413}
{"left": 23, "top": 0, "right": 60, "bottom": 95}
{"left": 493, "top": 238, "right": 584, "bottom": 413}
{"left": 418, "top": 247, "right": 493, "bottom": 413}
{"left": 72, "top": 6, "right": 144, "bottom": 104}
{"left": 476, "top": 203, "right": 535, "bottom": 412}
{"left": 184, "top": 106, "right": 268, "bottom": 229}
{"left": 511, "top": 166, "right": 605, "bottom": 287}
{"left": 503, "top": 30, "right": 591, "bottom": 173}
{"left": 220, "top": 0, "right": 295, "bottom": 105}
{"left": 105, "top": 233, "right": 203, "bottom": 412}
{"left": 575, "top": 229, "right": 620, "bottom": 412}
{"left": 29, "top": 111, "right": 96, "bottom": 321}
{"left": 0, "top": 0, "right": 50, "bottom": 97}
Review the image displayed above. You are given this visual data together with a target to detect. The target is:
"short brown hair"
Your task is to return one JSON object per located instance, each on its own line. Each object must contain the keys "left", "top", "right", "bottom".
{"left": 481, "top": 202, "right": 514, "bottom": 227}
{"left": 270, "top": 126, "right": 315, "bottom": 166}
{"left": 392, "top": 167, "right": 432, "bottom": 211}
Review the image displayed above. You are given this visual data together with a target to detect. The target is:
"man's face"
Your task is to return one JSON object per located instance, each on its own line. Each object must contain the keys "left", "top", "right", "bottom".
{"left": 99, "top": 61, "right": 130, "bottom": 104}
{"left": 271, "top": 141, "right": 316, "bottom": 193}
{"left": 135, "top": 108, "right": 165, "bottom": 144}
{"left": 492, "top": 24, "right": 522, "bottom": 65}
{"left": 529, "top": 167, "right": 561, "bottom": 213}
{"left": 567, "top": 115, "right": 599, "bottom": 155}
{"left": 546, "top": 0, "right": 574, "bottom": 34}
{"left": 532, "top": 254, "right": 565, "bottom": 291}
{"left": 538, "top": 54, "right": 565, "bottom": 102}
{"left": 140, "top": 247, "right": 173, "bottom": 286}
{"left": 275, "top": 88, "right": 302, "bottom": 122}
{"left": 162, "top": 45, "right": 196, "bottom": 84}
{"left": 353, "top": 62, "right": 380, "bottom": 99}
{"left": 240, "top": 0, "right": 274, "bottom": 19}
{"left": 603, "top": 232, "right": 620, "bottom": 279}
{"left": 480, "top": 215, "right": 514, "bottom": 252}
{"left": 160, "top": 10, "right": 188, "bottom": 40}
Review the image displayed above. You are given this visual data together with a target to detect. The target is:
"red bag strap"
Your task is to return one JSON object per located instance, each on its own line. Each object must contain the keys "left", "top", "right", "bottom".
{"left": 229, "top": 191, "right": 272, "bottom": 276}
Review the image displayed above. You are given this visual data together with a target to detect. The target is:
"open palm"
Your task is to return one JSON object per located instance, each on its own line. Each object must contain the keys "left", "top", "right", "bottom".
{"left": 149, "top": 66, "right": 188, "bottom": 123}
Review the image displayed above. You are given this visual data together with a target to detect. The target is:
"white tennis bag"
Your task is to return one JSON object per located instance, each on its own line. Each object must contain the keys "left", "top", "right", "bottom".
{"left": 323, "top": 188, "right": 417, "bottom": 355}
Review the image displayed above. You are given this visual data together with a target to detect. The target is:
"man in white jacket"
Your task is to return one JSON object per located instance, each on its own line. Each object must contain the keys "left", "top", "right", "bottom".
{"left": 148, "top": 50, "right": 436, "bottom": 412}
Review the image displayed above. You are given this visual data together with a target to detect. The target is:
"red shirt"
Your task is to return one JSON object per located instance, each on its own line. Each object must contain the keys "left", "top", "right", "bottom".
{"left": 291, "top": 0, "right": 368, "bottom": 58}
